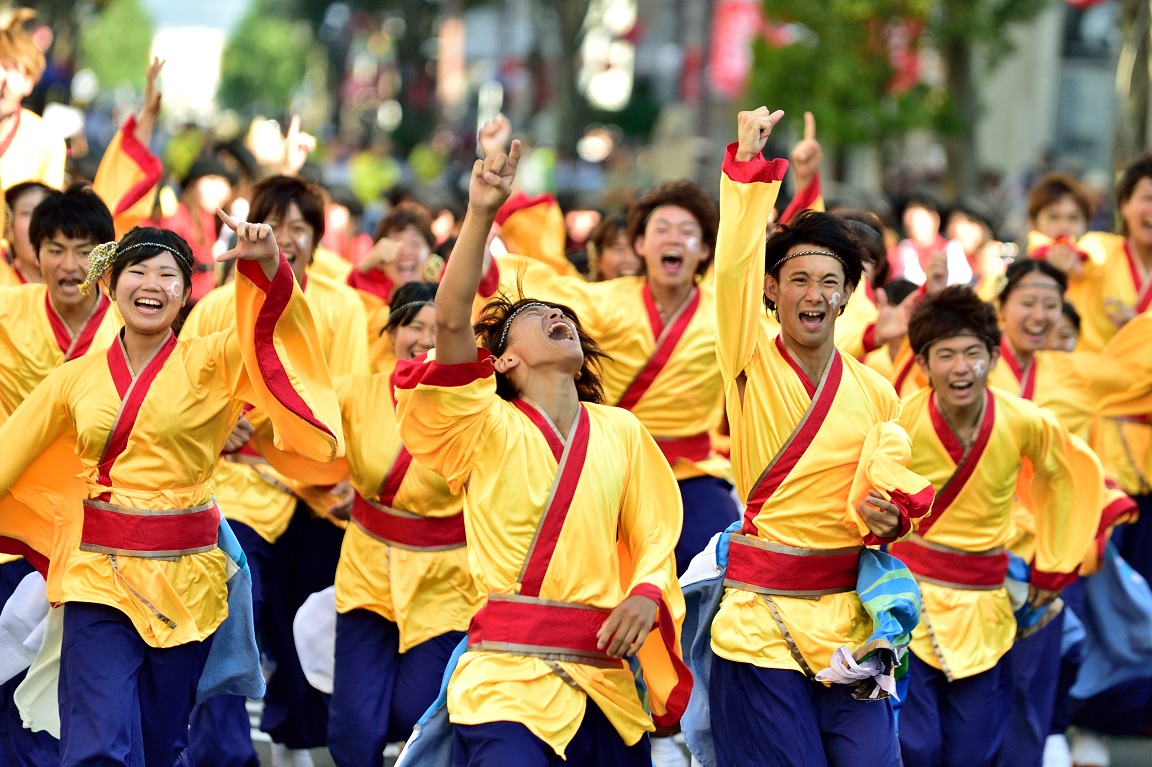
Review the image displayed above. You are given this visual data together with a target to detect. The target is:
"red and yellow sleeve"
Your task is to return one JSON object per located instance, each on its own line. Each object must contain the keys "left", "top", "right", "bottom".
{"left": 496, "top": 192, "right": 577, "bottom": 277}
{"left": 92, "top": 115, "right": 164, "bottom": 239}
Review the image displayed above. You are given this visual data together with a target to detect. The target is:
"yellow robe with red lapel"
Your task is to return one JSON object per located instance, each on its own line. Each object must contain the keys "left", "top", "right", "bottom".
{"left": 0, "top": 109, "right": 66, "bottom": 191}
{"left": 712, "top": 145, "right": 933, "bottom": 673}
{"left": 899, "top": 387, "right": 1100, "bottom": 678}
{"left": 1070, "top": 232, "right": 1152, "bottom": 353}
{"left": 394, "top": 352, "right": 686, "bottom": 757}
{"left": 0, "top": 256, "right": 342, "bottom": 647}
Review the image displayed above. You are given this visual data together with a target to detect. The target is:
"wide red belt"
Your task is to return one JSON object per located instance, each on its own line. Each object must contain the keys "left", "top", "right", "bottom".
{"left": 724, "top": 535, "right": 861, "bottom": 597}
{"left": 80, "top": 499, "right": 220, "bottom": 560}
{"left": 890, "top": 537, "right": 1008, "bottom": 590}
{"left": 653, "top": 432, "right": 713, "bottom": 465}
{"left": 467, "top": 593, "right": 623, "bottom": 668}
{"left": 351, "top": 494, "right": 466, "bottom": 551}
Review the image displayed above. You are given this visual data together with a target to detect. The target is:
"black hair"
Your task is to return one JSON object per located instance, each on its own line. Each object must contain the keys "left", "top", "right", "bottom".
{"left": 374, "top": 208, "right": 435, "bottom": 250}
{"left": 249, "top": 175, "right": 326, "bottom": 247}
{"left": 109, "top": 227, "right": 195, "bottom": 293}
{"left": 998, "top": 258, "right": 1067, "bottom": 304}
{"left": 626, "top": 179, "right": 719, "bottom": 278}
{"left": 5, "top": 180, "right": 50, "bottom": 210}
{"left": 763, "top": 210, "right": 870, "bottom": 312}
{"left": 908, "top": 285, "right": 1000, "bottom": 357}
{"left": 1117, "top": 154, "right": 1152, "bottom": 213}
{"left": 30, "top": 183, "right": 115, "bottom": 256}
{"left": 1060, "top": 300, "right": 1082, "bottom": 333}
{"left": 474, "top": 294, "right": 608, "bottom": 404}
{"left": 383, "top": 281, "right": 437, "bottom": 334}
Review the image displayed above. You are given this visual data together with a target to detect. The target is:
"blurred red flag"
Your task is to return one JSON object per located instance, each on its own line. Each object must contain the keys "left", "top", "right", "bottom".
{"left": 710, "top": 0, "right": 764, "bottom": 99}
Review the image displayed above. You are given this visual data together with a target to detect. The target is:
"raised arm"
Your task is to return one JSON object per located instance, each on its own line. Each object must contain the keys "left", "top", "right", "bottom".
{"left": 436, "top": 136, "right": 521, "bottom": 365}
{"left": 714, "top": 108, "right": 789, "bottom": 381}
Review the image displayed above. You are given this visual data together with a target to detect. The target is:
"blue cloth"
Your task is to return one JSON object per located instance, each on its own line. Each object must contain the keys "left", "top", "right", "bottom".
{"left": 59, "top": 602, "right": 212, "bottom": 767}
{"left": 681, "top": 530, "right": 920, "bottom": 766}
{"left": 994, "top": 608, "right": 1063, "bottom": 767}
{"left": 899, "top": 653, "right": 1013, "bottom": 767}
{"left": 452, "top": 701, "right": 651, "bottom": 767}
{"left": 0, "top": 559, "right": 58, "bottom": 767}
{"left": 1115, "top": 492, "right": 1152, "bottom": 585}
{"left": 709, "top": 657, "right": 899, "bottom": 767}
{"left": 189, "top": 521, "right": 273, "bottom": 767}
{"left": 195, "top": 516, "right": 265, "bottom": 705}
{"left": 259, "top": 502, "right": 344, "bottom": 749}
{"left": 675, "top": 477, "right": 740, "bottom": 576}
{"left": 328, "top": 609, "right": 463, "bottom": 767}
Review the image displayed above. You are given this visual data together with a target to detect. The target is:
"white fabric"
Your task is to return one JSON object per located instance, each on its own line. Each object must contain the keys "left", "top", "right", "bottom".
{"left": 293, "top": 585, "right": 337, "bottom": 694}
{"left": 14, "top": 604, "right": 64, "bottom": 737}
{"left": 814, "top": 645, "right": 893, "bottom": 699}
{"left": 678, "top": 532, "right": 724, "bottom": 589}
{"left": 0, "top": 571, "right": 48, "bottom": 685}
{"left": 1042, "top": 733, "right": 1073, "bottom": 767}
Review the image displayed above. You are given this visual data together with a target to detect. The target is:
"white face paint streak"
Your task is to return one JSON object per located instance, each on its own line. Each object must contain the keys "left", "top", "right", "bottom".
{"left": 296, "top": 235, "right": 309, "bottom": 252}
{"left": 829, "top": 291, "right": 841, "bottom": 310}
{"left": 163, "top": 280, "right": 183, "bottom": 302}
{"left": 685, "top": 236, "right": 699, "bottom": 254}
{"left": 972, "top": 359, "right": 987, "bottom": 378}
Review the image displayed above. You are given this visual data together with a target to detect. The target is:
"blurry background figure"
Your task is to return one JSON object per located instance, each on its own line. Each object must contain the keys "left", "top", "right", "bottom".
{"left": 585, "top": 213, "right": 640, "bottom": 281}
{"left": 161, "top": 158, "right": 237, "bottom": 302}
{"left": 2, "top": 181, "right": 50, "bottom": 284}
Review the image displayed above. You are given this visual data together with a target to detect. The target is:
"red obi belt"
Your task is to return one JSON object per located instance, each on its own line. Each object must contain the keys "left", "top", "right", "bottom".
{"left": 79, "top": 498, "right": 220, "bottom": 560}
{"left": 653, "top": 432, "right": 713, "bottom": 466}
{"left": 467, "top": 593, "right": 623, "bottom": 669}
{"left": 890, "top": 536, "right": 1009, "bottom": 591}
{"left": 351, "top": 494, "right": 466, "bottom": 552}
{"left": 724, "top": 535, "right": 862, "bottom": 598}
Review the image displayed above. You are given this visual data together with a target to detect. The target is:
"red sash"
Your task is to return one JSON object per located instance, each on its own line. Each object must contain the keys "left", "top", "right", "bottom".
{"left": 97, "top": 333, "right": 178, "bottom": 497}
{"left": 80, "top": 498, "right": 221, "bottom": 559}
{"left": 1001, "top": 344, "right": 1036, "bottom": 401}
{"left": 916, "top": 391, "right": 995, "bottom": 537}
{"left": 615, "top": 286, "right": 700, "bottom": 412}
{"left": 1124, "top": 241, "right": 1152, "bottom": 314}
{"left": 741, "top": 342, "right": 843, "bottom": 533}
{"left": 725, "top": 536, "right": 861, "bottom": 597}
{"left": 654, "top": 433, "right": 713, "bottom": 465}
{"left": 890, "top": 536, "right": 1008, "bottom": 590}
{"left": 46, "top": 291, "right": 111, "bottom": 361}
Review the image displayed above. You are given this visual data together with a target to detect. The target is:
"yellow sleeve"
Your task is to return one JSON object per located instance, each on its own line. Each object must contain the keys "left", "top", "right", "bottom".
{"left": 714, "top": 143, "right": 788, "bottom": 380}
{"left": 0, "top": 369, "right": 70, "bottom": 498}
{"left": 91, "top": 115, "right": 163, "bottom": 239}
{"left": 43, "top": 133, "right": 66, "bottom": 190}
{"left": 393, "top": 348, "right": 504, "bottom": 493}
{"left": 617, "top": 413, "right": 682, "bottom": 598}
{"left": 1023, "top": 406, "right": 1102, "bottom": 590}
{"left": 495, "top": 193, "right": 578, "bottom": 277}
{"left": 1093, "top": 314, "right": 1152, "bottom": 416}
{"left": 229, "top": 255, "right": 344, "bottom": 462}
{"left": 323, "top": 290, "right": 370, "bottom": 377}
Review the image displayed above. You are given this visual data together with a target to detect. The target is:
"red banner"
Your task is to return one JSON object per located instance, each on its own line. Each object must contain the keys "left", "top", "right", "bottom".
{"left": 709, "top": 0, "right": 764, "bottom": 100}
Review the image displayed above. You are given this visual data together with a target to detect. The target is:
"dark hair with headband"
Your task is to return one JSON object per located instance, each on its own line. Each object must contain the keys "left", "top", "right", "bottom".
{"left": 473, "top": 294, "right": 608, "bottom": 404}
{"left": 108, "top": 227, "right": 195, "bottom": 293}
{"left": 29, "top": 183, "right": 115, "bottom": 255}
{"left": 997, "top": 258, "right": 1067, "bottom": 304}
{"left": 384, "top": 281, "right": 437, "bottom": 335}
{"left": 763, "top": 210, "right": 870, "bottom": 312}
{"left": 908, "top": 285, "right": 1000, "bottom": 357}
{"left": 1060, "top": 299, "right": 1081, "bottom": 333}
{"left": 626, "top": 179, "right": 718, "bottom": 278}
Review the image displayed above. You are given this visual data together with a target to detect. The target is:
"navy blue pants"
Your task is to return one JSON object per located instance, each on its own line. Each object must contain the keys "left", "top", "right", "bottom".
{"left": 900, "top": 653, "right": 1013, "bottom": 767}
{"left": 453, "top": 699, "right": 650, "bottom": 767}
{"left": 328, "top": 609, "right": 463, "bottom": 767}
{"left": 259, "top": 503, "right": 344, "bottom": 748}
{"left": 0, "top": 558, "right": 59, "bottom": 767}
{"left": 994, "top": 610, "right": 1064, "bottom": 767}
{"left": 1116, "top": 493, "right": 1152, "bottom": 586}
{"left": 709, "top": 656, "right": 900, "bottom": 766}
{"left": 187, "top": 522, "right": 273, "bottom": 767}
{"left": 676, "top": 477, "right": 740, "bottom": 576}
{"left": 59, "top": 601, "right": 212, "bottom": 767}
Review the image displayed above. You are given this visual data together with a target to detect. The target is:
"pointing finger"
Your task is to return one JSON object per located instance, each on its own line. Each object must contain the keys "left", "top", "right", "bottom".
{"left": 216, "top": 207, "right": 238, "bottom": 231}
{"left": 804, "top": 111, "right": 816, "bottom": 142}
{"left": 507, "top": 139, "right": 522, "bottom": 169}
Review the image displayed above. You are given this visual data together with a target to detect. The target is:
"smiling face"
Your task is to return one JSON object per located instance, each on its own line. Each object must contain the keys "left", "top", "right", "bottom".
{"left": 496, "top": 303, "right": 584, "bottom": 380}
{"left": 11, "top": 186, "right": 48, "bottom": 281}
{"left": 764, "top": 250, "right": 850, "bottom": 351}
{"left": 389, "top": 305, "right": 435, "bottom": 361}
{"left": 634, "top": 205, "right": 708, "bottom": 290}
{"left": 262, "top": 202, "right": 315, "bottom": 284}
{"left": 39, "top": 231, "right": 98, "bottom": 311}
{"left": 999, "top": 271, "right": 1063, "bottom": 356}
{"left": 1121, "top": 177, "right": 1152, "bottom": 251}
{"left": 598, "top": 232, "right": 641, "bottom": 280}
{"left": 918, "top": 335, "right": 997, "bottom": 411}
{"left": 381, "top": 225, "right": 431, "bottom": 287}
{"left": 111, "top": 252, "right": 189, "bottom": 336}
{"left": 1032, "top": 194, "right": 1088, "bottom": 241}
{"left": 1046, "top": 313, "right": 1079, "bottom": 352}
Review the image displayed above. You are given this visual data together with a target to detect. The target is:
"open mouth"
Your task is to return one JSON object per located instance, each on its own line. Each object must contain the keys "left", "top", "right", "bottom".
{"left": 798, "top": 310, "right": 825, "bottom": 330}
{"left": 660, "top": 252, "right": 684, "bottom": 274}
{"left": 948, "top": 380, "right": 974, "bottom": 392}
{"left": 547, "top": 320, "right": 576, "bottom": 342}
{"left": 134, "top": 297, "right": 164, "bottom": 314}
{"left": 58, "top": 277, "right": 82, "bottom": 292}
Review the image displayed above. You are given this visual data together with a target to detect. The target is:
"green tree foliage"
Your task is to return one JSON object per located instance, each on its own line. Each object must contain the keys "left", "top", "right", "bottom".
{"left": 217, "top": 0, "right": 314, "bottom": 114}
{"left": 76, "top": 0, "right": 155, "bottom": 91}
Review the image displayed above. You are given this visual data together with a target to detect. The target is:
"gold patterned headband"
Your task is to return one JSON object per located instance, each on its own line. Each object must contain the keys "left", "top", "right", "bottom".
{"left": 79, "top": 241, "right": 195, "bottom": 296}
{"left": 778, "top": 248, "right": 848, "bottom": 270}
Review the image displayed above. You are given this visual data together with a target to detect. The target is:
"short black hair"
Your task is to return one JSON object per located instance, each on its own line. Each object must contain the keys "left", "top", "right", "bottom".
{"left": 384, "top": 281, "right": 437, "bottom": 333}
{"left": 626, "top": 179, "right": 719, "bottom": 278}
{"left": 30, "top": 183, "right": 115, "bottom": 256}
{"left": 375, "top": 208, "right": 435, "bottom": 250}
{"left": 998, "top": 258, "right": 1067, "bottom": 304}
{"left": 108, "top": 227, "right": 195, "bottom": 293}
{"left": 5, "top": 180, "right": 50, "bottom": 210}
{"left": 908, "top": 285, "right": 1000, "bottom": 357}
{"left": 1117, "top": 154, "right": 1152, "bottom": 212}
{"left": 763, "top": 210, "right": 870, "bottom": 311}
{"left": 249, "top": 175, "right": 326, "bottom": 247}
{"left": 1060, "top": 300, "right": 1081, "bottom": 333}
